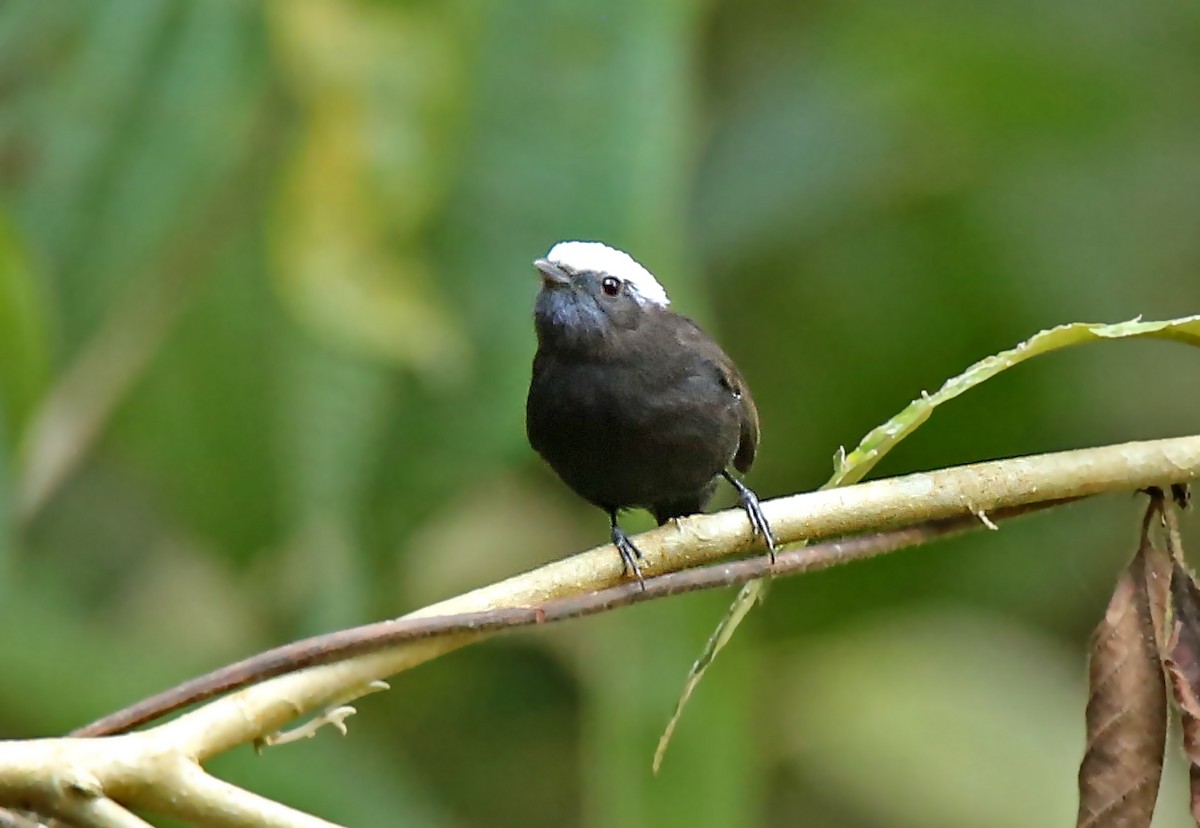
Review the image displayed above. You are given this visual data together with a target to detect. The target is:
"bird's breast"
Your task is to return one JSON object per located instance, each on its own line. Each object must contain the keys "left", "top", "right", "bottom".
{"left": 526, "top": 350, "right": 741, "bottom": 508}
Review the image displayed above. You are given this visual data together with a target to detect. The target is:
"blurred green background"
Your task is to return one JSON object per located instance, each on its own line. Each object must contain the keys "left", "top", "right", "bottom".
{"left": 1, "top": 0, "right": 1199, "bottom": 826}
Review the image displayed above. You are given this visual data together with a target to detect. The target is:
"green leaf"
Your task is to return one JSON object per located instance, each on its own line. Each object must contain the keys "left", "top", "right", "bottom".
{"left": 657, "top": 314, "right": 1200, "bottom": 767}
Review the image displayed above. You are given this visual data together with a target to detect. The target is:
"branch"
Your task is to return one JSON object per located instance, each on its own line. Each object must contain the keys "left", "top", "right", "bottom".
{"left": 1, "top": 434, "right": 1196, "bottom": 826}
{"left": 0, "top": 739, "right": 337, "bottom": 828}
{"left": 75, "top": 500, "right": 1080, "bottom": 738}
{"left": 162, "top": 434, "right": 1200, "bottom": 762}
{"left": 55, "top": 797, "right": 153, "bottom": 828}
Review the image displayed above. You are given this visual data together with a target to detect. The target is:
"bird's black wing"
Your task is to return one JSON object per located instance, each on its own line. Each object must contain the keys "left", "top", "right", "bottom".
{"left": 723, "top": 361, "right": 760, "bottom": 473}
{"left": 673, "top": 316, "right": 761, "bottom": 474}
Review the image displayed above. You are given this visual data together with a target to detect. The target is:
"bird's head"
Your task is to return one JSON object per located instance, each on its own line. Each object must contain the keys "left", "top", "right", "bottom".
{"left": 531, "top": 241, "right": 670, "bottom": 350}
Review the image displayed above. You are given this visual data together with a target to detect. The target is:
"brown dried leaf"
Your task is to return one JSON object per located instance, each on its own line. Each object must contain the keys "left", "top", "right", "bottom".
{"left": 1165, "top": 561, "right": 1200, "bottom": 824}
{"left": 1076, "top": 530, "right": 1171, "bottom": 828}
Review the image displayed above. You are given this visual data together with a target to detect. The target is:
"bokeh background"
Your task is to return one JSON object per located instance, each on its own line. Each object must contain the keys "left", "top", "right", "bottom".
{"left": 1, "top": 1, "right": 1199, "bottom": 826}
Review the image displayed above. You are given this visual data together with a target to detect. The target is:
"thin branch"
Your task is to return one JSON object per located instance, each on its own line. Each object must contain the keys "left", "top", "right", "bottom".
{"left": 153, "top": 434, "right": 1200, "bottom": 763}
{"left": 0, "top": 435, "right": 1196, "bottom": 827}
{"left": 73, "top": 498, "right": 1080, "bottom": 738}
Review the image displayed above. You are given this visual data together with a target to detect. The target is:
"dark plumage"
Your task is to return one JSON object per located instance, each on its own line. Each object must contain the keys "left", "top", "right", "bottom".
{"left": 525, "top": 241, "right": 775, "bottom": 586}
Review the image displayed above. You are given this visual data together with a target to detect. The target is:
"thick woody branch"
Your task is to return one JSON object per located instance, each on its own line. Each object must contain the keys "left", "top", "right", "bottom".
{"left": 0, "top": 737, "right": 337, "bottom": 828}
{"left": 54, "top": 797, "right": 153, "bottom": 828}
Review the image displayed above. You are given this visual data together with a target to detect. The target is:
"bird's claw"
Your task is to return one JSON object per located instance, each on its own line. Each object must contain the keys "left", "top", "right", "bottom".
{"left": 611, "top": 525, "right": 646, "bottom": 590}
{"left": 723, "top": 472, "right": 777, "bottom": 563}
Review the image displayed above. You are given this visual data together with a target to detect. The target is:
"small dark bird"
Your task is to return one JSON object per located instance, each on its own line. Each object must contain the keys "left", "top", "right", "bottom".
{"left": 525, "top": 240, "right": 776, "bottom": 586}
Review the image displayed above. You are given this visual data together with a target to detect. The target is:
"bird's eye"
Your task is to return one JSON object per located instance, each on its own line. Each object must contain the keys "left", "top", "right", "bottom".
{"left": 601, "top": 276, "right": 621, "bottom": 297}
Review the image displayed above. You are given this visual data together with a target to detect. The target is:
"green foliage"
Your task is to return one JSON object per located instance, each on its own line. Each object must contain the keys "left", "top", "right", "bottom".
{"left": 0, "top": 0, "right": 1198, "bottom": 825}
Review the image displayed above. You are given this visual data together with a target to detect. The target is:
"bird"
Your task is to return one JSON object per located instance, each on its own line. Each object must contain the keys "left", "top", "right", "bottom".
{"left": 525, "top": 240, "right": 776, "bottom": 587}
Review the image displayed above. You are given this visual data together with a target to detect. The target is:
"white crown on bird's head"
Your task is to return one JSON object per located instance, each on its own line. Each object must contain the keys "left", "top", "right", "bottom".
{"left": 544, "top": 241, "right": 671, "bottom": 308}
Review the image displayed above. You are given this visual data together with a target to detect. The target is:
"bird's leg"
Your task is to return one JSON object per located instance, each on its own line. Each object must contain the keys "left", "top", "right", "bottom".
{"left": 721, "top": 470, "right": 777, "bottom": 562}
{"left": 609, "top": 510, "right": 646, "bottom": 590}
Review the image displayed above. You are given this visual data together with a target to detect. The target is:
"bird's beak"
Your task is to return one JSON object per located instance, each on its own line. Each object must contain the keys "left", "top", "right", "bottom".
{"left": 533, "top": 258, "right": 571, "bottom": 288}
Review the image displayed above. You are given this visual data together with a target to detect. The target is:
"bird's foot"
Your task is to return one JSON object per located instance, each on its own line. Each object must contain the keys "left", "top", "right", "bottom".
{"left": 722, "top": 472, "right": 777, "bottom": 563}
{"left": 610, "top": 524, "right": 646, "bottom": 590}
